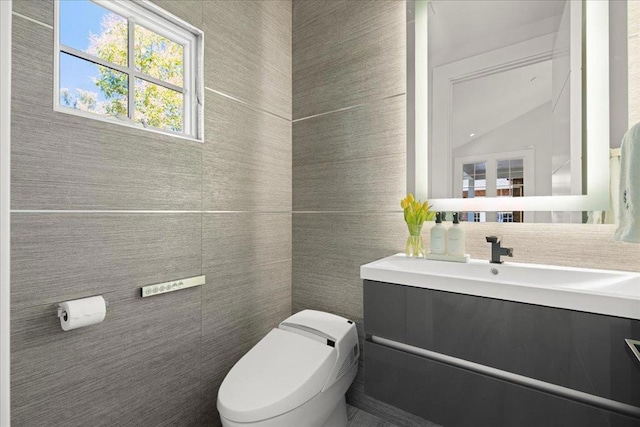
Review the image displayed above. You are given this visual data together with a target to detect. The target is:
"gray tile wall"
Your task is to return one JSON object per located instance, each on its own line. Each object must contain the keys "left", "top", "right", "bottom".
{"left": 291, "top": 0, "right": 419, "bottom": 425}
{"left": 10, "top": 1, "right": 291, "bottom": 425}
{"left": 292, "top": 0, "right": 407, "bottom": 320}
{"left": 291, "top": 0, "right": 640, "bottom": 426}
{"left": 293, "top": 0, "right": 405, "bottom": 119}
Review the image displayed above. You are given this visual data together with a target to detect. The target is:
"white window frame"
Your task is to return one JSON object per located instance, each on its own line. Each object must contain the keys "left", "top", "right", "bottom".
{"left": 54, "top": 0, "right": 204, "bottom": 142}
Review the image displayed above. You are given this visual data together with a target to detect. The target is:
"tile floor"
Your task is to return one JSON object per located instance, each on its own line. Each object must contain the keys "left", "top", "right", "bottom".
{"left": 347, "top": 405, "right": 400, "bottom": 427}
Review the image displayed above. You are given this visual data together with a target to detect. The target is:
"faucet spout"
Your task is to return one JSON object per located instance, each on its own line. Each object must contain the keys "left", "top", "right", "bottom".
{"left": 486, "top": 236, "right": 514, "bottom": 264}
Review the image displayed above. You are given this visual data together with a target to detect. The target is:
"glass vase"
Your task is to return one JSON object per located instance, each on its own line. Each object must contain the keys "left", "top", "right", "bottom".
{"left": 405, "top": 223, "right": 425, "bottom": 258}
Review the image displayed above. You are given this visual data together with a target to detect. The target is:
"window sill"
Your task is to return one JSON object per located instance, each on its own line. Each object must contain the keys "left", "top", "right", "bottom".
{"left": 53, "top": 104, "right": 204, "bottom": 143}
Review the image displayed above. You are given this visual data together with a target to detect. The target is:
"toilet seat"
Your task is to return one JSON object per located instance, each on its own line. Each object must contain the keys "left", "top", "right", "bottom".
{"left": 217, "top": 328, "right": 337, "bottom": 423}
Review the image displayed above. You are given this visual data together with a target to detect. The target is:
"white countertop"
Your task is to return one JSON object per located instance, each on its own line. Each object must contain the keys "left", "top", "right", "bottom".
{"left": 361, "top": 254, "right": 640, "bottom": 320}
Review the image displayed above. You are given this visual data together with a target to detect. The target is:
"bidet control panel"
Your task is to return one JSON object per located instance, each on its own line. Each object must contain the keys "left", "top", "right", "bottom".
{"left": 141, "top": 275, "right": 205, "bottom": 297}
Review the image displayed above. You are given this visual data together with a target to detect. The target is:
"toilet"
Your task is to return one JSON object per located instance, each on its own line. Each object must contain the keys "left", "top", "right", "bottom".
{"left": 217, "top": 310, "right": 359, "bottom": 427}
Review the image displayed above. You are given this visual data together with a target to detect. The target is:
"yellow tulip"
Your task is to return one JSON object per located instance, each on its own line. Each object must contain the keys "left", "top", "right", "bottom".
{"left": 400, "top": 194, "right": 434, "bottom": 229}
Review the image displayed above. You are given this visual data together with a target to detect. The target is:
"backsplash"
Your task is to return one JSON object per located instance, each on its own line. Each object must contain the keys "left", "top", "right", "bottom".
{"left": 461, "top": 223, "right": 640, "bottom": 273}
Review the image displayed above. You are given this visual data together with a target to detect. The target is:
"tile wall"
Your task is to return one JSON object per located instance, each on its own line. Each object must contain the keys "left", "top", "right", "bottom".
{"left": 10, "top": 1, "right": 292, "bottom": 425}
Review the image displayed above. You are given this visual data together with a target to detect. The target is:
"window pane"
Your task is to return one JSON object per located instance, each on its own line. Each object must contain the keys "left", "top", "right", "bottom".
{"left": 496, "top": 158, "right": 525, "bottom": 208}
{"left": 59, "top": 0, "right": 128, "bottom": 67}
{"left": 510, "top": 159, "right": 523, "bottom": 170}
{"left": 134, "top": 78, "right": 183, "bottom": 132}
{"left": 462, "top": 161, "right": 486, "bottom": 198}
{"left": 497, "top": 160, "right": 509, "bottom": 179}
{"left": 135, "top": 25, "right": 184, "bottom": 87}
{"left": 59, "top": 52, "right": 128, "bottom": 116}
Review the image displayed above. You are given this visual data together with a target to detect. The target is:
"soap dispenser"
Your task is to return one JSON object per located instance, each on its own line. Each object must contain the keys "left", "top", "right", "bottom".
{"left": 430, "top": 212, "right": 447, "bottom": 255}
{"left": 447, "top": 212, "right": 465, "bottom": 257}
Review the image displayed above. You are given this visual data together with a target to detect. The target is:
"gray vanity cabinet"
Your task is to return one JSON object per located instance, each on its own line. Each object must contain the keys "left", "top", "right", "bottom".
{"left": 363, "top": 280, "right": 640, "bottom": 427}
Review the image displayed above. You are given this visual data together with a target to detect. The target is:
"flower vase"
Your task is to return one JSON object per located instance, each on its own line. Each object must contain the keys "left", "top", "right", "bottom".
{"left": 405, "top": 224, "right": 425, "bottom": 258}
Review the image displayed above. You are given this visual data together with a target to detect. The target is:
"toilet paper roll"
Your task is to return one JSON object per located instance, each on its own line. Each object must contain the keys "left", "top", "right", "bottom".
{"left": 59, "top": 296, "right": 106, "bottom": 331}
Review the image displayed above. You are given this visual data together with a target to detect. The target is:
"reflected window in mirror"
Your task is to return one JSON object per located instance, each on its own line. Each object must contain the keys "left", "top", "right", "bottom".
{"left": 497, "top": 158, "right": 524, "bottom": 222}
{"left": 461, "top": 161, "right": 486, "bottom": 199}
{"left": 461, "top": 161, "right": 486, "bottom": 223}
{"left": 497, "top": 158, "right": 524, "bottom": 199}
{"left": 498, "top": 212, "right": 515, "bottom": 223}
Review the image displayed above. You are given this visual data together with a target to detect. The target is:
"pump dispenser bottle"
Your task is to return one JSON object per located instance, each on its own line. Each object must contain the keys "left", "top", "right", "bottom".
{"left": 447, "top": 212, "right": 465, "bottom": 256}
{"left": 430, "top": 212, "right": 447, "bottom": 255}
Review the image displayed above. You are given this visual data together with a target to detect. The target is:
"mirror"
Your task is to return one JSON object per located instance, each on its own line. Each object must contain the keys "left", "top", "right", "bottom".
{"left": 410, "top": 0, "right": 611, "bottom": 222}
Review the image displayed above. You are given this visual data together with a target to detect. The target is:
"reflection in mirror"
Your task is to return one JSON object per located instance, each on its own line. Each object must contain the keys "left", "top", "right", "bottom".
{"left": 430, "top": 0, "right": 580, "bottom": 218}
{"left": 460, "top": 159, "right": 526, "bottom": 223}
{"left": 411, "top": 0, "right": 611, "bottom": 222}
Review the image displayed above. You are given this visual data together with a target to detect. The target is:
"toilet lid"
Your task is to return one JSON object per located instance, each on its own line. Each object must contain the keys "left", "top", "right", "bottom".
{"left": 217, "top": 328, "right": 336, "bottom": 423}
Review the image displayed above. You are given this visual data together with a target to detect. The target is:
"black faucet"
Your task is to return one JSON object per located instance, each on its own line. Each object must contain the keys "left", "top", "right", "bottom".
{"left": 486, "top": 236, "right": 513, "bottom": 264}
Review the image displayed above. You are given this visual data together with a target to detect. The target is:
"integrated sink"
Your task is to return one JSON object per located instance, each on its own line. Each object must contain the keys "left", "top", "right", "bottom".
{"left": 361, "top": 254, "right": 640, "bottom": 320}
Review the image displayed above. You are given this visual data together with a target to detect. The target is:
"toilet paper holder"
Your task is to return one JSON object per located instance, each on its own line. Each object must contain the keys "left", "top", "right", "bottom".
{"left": 56, "top": 297, "right": 109, "bottom": 321}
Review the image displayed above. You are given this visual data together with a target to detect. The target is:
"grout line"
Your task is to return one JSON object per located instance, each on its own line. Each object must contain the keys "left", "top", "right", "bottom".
{"left": 12, "top": 209, "right": 406, "bottom": 215}
{"left": 293, "top": 210, "right": 402, "bottom": 214}
{"left": 12, "top": 210, "right": 204, "bottom": 214}
{"left": 11, "top": 11, "right": 53, "bottom": 30}
{"left": 11, "top": 210, "right": 295, "bottom": 214}
{"left": 204, "top": 87, "right": 292, "bottom": 122}
{"left": 199, "top": 210, "right": 203, "bottom": 361}
{"left": 292, "top": 93, "right": 406, "bottom": 123}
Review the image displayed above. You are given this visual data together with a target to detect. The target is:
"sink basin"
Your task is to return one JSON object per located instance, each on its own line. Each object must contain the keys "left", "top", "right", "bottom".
{"left": 361, "top": 254, "right": 640, "bottom": 320}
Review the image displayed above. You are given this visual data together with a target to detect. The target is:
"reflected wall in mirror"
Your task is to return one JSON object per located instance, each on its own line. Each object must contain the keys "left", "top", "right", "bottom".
{"left": 410, "top": 0, "right": 612, "bottom": 223}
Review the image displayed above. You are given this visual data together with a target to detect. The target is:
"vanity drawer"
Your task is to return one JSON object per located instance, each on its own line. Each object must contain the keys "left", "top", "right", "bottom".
{"left": 364, "top": 280, "right": 640, "bottom": 409}
{"left": 363, "top": 280, "right": 407, "bottom": 343}
{"left": 364, "top": 340, "right": 640, "bottom": 427}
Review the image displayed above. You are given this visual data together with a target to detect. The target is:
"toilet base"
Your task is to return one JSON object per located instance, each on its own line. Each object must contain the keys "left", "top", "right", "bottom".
{"left": 321, "top": 395, "right": 347, "bottom": 427}
{"left": 219, "top": 364, "right": 356, "bottom": 427}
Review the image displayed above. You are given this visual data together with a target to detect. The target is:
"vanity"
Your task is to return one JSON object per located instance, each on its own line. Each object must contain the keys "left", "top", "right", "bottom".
{"left": 361, "top": 255, "right": 640, "bottom": 427}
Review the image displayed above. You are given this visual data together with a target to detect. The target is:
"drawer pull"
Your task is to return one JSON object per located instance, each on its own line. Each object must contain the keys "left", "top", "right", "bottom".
{"left": 372, "top": 335, "right": 640, "bottom": 420}
{"left": 625, "top": 339, "right": 640, "bottom": 364}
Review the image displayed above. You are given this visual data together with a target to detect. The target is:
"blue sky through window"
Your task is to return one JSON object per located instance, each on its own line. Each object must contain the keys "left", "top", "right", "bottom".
{"left": 59, "top": 0, "right": 127, "bottom": 110}
{"left": 60, "top": 53, "right": 125, "bottom": 105}
{"left": 60, "top": 0, "right": 111, "bottom": 52}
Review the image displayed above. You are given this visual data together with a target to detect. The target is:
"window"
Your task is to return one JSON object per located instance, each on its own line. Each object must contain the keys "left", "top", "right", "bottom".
{"left": 497, "top": 212, "right": 514, "bottom": 223}
{"left": 461, "top": 161, "right": 486, "bottom": 223}
{"left": 55, "top": 0, "right": 203, "bottom": 140}
{"left": 461, "top": 161, "right": 487, "bottom": 199}
{"left": 496, "top": 158, "right": 524, "bottom": 223}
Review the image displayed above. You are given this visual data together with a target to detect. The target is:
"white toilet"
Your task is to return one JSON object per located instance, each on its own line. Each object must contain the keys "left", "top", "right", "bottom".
{"left": 217, "top": 310, "right": 359, "bottom": 427}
